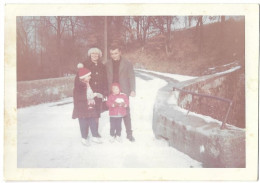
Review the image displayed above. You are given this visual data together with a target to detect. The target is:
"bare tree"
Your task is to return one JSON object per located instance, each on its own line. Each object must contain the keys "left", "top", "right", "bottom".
{"left": 121, "top": 16, "right": 138, "bottom": 47}
{"left": 45, "top": 16, "right": 68, "bottom": 76}
{"left": 19, "top": 15, "right": 233, "bottom": 81}
{"left": 151, "top": 16, "right": 178, "bottom": 55}
{"left": 189, "top": 16, "right": 205, "bottom": 54}
{"left": 196, "top": 16, "right": 204, "bottom": 54}
{"left": 17, "top": 17, "right": 36, "bottom": 80}
{"left": 133, "top": 17, "right": 141, "bottom": 41}
{"left": 140, "top": 16, "right": 152, "bottom": 49}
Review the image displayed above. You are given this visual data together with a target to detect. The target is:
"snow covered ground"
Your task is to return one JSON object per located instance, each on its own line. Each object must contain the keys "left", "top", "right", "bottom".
{"left": 135, "top": 68, "right": 197, "bottom": 81}
{"left": 17, "top": 72, "right": 202, "bottom": 168}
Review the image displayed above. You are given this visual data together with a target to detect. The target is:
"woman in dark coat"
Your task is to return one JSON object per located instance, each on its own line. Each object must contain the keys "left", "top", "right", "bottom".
{"left": 72, "top": 63, "right": 103, "bottom": 146}
{"left": 84, "top": 47, "right": 108, "bottom": 137}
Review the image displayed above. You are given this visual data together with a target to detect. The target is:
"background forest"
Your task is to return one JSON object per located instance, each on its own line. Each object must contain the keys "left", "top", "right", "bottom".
{"left": 17, "top": 16, "right": 244, "bottom": 81}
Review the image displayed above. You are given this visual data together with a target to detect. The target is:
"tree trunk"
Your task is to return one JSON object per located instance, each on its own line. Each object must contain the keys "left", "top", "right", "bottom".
{"left": 34, "top": 17, "right": 37, "bottom": 52}
{"left": 56, "top": 16, "right": 62, "bottom": 77}
{"left": 219, "top": 16, "right": 226, "bottom": 57}
{"left": 198, "top": 16, "right": 204, "bottom": 55}
{"left": 104, "top": 16, "right": 108, "bottom": 63}
{"left": 165, "top": 17, "right": 172, "bottom": 56}
{"left": 137, "top": 18, "right": 140, "bottom": 41}
{"left": 221, "top": 16, "right": 225, "bottom": 23}
{"left": 141, "top": 17, "right": 151, "bottom": 49}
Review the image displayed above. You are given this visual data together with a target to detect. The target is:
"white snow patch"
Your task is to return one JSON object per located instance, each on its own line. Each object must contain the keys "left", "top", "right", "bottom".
{"left": 136, "top": 69, "right": 197, "bottom": 82}
{"left": 209, "top": 62, "right": 238, "bottom": 70}
{"left": 52, "top": 87, "right": 59, "bottom": 95}
{"left": 223, "top": 61, "right": 237, "bottom": 67}
{"left": 172, "top": 105, "right": 245, "bottom": 132}
{"left": 18, "top": 76, "right": 202, "bottom": 168}
{"left": 200, "top": 145, "right": 205, "bottom": 153}
{"left": 215, "top": 66, "right": 241, "bottom": 76}
{"left": 167, "top": 91, "right": 180, "bottom": 105}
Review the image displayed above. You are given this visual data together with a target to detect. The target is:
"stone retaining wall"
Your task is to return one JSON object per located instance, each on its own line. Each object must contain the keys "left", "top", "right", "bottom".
{"left": 153, "top": 71, "right": 245, "bottom": 167}
{"left": 17, "top": 76, "right": 75, "bottom": 108}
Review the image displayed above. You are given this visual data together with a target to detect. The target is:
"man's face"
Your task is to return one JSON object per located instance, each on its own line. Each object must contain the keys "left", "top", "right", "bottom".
{"left": 110, "top": 49, "right": 121, "bottom": 61}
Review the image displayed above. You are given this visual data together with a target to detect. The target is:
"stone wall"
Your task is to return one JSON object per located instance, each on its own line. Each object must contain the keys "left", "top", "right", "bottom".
{"left": 153, "top": 70, "right": 245, "bottom": 167}
{"left": 178, "top": 70, "right": 245, "bottom": 128}
{"left": 17, "top": 76, "right": 75, "bottom": 108}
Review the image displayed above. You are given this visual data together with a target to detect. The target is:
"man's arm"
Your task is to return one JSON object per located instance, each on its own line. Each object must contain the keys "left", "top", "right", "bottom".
{"left": 101, "top": 63, "right": 109, "bottom": 97}
{"left": 128, "top": 61, "right": 136, "bottom": 97}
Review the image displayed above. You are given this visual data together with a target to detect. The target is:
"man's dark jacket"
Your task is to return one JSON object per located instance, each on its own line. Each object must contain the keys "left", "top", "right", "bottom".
{"left": 105, "top": 57, "right": 135, "bottom": 96}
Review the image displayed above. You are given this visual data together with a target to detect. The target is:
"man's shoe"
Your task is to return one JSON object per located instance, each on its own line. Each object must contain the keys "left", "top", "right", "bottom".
{"left": 127, "top": 135, "right": 135, "bottom": 142}
{"left": 115, "top": 136, "right": 122, "bottom": 143}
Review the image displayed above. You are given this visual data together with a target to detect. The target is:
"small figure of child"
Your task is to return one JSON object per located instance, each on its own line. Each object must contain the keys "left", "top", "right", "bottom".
{"left": 106, "top": 83, "right": 129, "bottom": 143}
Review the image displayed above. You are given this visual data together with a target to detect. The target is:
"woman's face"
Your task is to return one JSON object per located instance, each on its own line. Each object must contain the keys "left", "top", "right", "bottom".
{"left": 90, "top": 52, "right": 99, "bottom": 62}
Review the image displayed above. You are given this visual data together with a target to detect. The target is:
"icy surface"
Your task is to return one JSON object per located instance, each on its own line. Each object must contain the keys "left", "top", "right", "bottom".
{"left": 18, "top": 75, "right": 202, "bottom": 168}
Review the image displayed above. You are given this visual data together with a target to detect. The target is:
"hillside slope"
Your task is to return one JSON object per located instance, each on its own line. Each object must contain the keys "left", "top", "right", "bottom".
{"left": 125, "top": 19, "right": 244, "bottom": 77}
{"left": 125, "top": 19, "right": 245, "bottom": 128}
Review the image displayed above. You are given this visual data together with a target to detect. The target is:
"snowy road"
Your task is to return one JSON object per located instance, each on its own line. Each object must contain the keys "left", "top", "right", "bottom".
{"left": 18, "top": 71, "right": 202, "bottom": 168}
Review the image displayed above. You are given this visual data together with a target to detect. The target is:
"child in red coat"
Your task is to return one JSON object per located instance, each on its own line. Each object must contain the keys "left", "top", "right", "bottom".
{"left": 106, "top": 83, "right": 129, "bottom": 142}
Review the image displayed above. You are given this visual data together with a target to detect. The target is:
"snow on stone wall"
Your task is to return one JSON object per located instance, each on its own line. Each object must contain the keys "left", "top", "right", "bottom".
{"left": 17, "top": 76, "right": 75, "bottom": 108}
{"left": 153, "top": 70, "right": 245, "bottom": 167}
{"left": 178, "top": 70, "right": 245, "bottom": 128}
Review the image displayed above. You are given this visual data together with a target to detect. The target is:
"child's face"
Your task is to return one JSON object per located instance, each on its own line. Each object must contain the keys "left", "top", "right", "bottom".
{"left": 80, "top": 75, "right": 91, "bottom": 83}
{"left": 112, "top": 86, "right": 120, "bottom": 95}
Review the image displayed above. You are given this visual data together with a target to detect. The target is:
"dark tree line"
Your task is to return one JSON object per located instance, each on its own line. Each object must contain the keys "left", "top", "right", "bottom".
{"left": 17, "top": 16, "right": 232, "bottom": 81}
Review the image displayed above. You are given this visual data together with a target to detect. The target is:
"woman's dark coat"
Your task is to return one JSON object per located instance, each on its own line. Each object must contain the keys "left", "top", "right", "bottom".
{"left": 84, "top": 60, "right": 108, "bottom": 116}
{"left": 105, "top": 57, "right": 135, "bottom": 96}
{"left": 72, "top": 74, "right": 98, "bottom": 119}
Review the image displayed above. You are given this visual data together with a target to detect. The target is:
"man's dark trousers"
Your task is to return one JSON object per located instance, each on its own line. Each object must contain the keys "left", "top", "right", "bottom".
{"left": 123, "top": 107, "right": 132, "bottom": 138}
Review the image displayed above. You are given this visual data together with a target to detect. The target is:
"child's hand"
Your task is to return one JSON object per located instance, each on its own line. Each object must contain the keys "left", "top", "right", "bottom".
{"left": 103, "top": 96, "right": 107, "bottom": 101}
{"left": 88, "top": 99, "right": 95, "bottom": 105}
{"left": 118, "top": 102, "right": 125, "bottom": 107}
{"left": 115, "top": 98, "right": 124, "bottom": 103}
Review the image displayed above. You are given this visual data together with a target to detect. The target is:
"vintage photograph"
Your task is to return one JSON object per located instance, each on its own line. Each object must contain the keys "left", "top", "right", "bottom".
{"left": 4, "top": 4, "right": 258, "bottom": 181}
{"left": 17, "top": 15, "right": 245, "bottom": 168}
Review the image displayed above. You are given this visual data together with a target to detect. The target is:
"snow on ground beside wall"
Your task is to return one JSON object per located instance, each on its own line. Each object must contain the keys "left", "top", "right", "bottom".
{"left": 215, "top": 66, "right": 241, "bottom": 75}
{"left": 135, "top": 69, "right": 197, "bottom": 81}
{"left": 18, "top": 75, "right": 202, "bottom": 168}
{"left": 172, "top": 105, "right": 245, "bottom": 132}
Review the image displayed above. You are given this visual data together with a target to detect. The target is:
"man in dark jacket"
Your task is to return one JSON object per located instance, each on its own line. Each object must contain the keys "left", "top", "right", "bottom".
{"left": 105, "top": 43, "right": 136, "bottom": 142}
